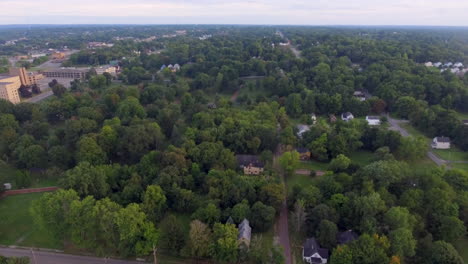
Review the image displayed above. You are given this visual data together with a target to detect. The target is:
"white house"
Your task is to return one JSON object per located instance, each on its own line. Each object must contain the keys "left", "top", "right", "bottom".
{"left": 434, "top": 62, "right": 443, "bottom": 67}
{"left": 366, "top": 116, "right": 381, "bottom": 126}
{"left": 432, "top": 137, "right": 451, "bottom": 149}
{"left": 311, "top": 114, "right": 317, "bottom": 125}
{"left": 353, "top": 91, "right": 366, "bottom": 101}
{"left": 454, "top": 62, "right": 464, "bottom": 68}
{"left": 424, "top": 62, "right": 433, "bottom": 67}
{"left": 341, "top": 112, "right": 354, "bottom": 122}
{"left": 303, "top": 238, "right": 329, "bottom": 264}
{"left": 444, "top": 62, "right": 453, "bottom": 68}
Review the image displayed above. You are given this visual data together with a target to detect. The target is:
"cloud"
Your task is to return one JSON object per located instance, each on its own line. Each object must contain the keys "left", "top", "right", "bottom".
{"left": 0, "top": 0, "right": 467, "bottom": 25}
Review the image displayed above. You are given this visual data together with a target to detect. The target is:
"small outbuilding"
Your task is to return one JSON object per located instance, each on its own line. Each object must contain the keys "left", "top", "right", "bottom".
{"left": 366, "top": 116, "right": 381, "bottom": 126}
{"left": 341, "top": 112, "right": 354, "bottom": 122}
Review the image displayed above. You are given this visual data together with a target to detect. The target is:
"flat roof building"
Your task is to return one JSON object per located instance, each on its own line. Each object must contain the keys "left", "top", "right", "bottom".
{"left": 0, "top": 75, "right": 21, "bottom": 104}
{"left": 41, "top": 68, "right": 88, "bottom": 80}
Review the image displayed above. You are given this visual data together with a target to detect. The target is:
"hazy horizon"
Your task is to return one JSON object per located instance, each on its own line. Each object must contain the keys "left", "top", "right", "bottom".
{"left": 1, "top": 0, "right": 468, "bottom": 26}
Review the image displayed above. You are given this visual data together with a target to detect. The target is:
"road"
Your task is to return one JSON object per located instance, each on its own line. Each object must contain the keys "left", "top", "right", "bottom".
{"left": 26, "top": 91, "right": 53, "bottom": 103}
{"left": 387, "top": 114, "right": 448, "bottom": 166}
{"left": 0, "top": 247, "right": 147, "bottom": 264}
{"left": 273, "top": 144, "right": 292, "bottom": 264}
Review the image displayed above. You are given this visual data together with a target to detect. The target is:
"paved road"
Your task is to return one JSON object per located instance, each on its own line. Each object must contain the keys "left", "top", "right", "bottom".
{"left": 387, "top": 114, "right": 449, "bottom": 166}
{"left": 26, "top": 91, "right": 53, "bottom": 103}
{"left": 0, "top": 248, "right": 147, "bottom": 264}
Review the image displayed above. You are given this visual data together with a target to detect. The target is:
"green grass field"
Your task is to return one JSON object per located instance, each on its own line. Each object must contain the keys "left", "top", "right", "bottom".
{"left": 288, "top": 174, "right": 319, "bottom": 193}
{"left": 350, "top": 150, "right": 375, "bottom": 166}
{"left": 0, "top": 161, "right": 58, "bottom": 189}
{"left": 432, "top": 148, "right": 468, "bottom": 162}
{"left": 296, "top": 160, "right": 329, "bottom": 171}
{"left": 0, "top": 192, "right": 62, "bottom": 249}
{"left": 454, "top": 237, "right": 468, "bottom": 263}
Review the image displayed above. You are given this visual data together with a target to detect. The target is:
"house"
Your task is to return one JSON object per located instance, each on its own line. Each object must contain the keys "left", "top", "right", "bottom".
{"left": 341, "top": 112, "right": 354, "bottom": 122}
{"left": 207, "top": 102, "right": 217, "bottom": 109}
{"left": 3, "top": 183, "right": 12, "bottom": 190}
{"left": 173, "top": 64, "right": 181, "bottom": 72}
{"left": 160, "top": 64, "right": 167, "bottom": 71}
{"left": 433, "top": 62, "right": 443, "bottom": 68}
{"left": 337, "top": 230, "right": 358, "bottom": 245}
{"left": 297, "top": 124, "right": 311, "bottom": 138}
{"left": 454, "top": 62, "right": 464, "bottom": 68}
{"left": 444, "top": 62, "right": 453, "bottom": 68}
{"left": 353, "top": 91, "right": 366, "bottom": 101}
{"left": 463, "top": 120, "right": 468, "bottom": 126}
{"left": 238, "top": 219, "right": 252, "bottom": 247}
{"left": 236, "top": 155, "right": 264, "bottom": 175}
{"left": 302, "top": 238, "right": 329, "bottom": 264}
{"left": 366, "top": 116, "right": 381, "bottom": 126}
{"left": 432, "top": 137, "right": 451, "bottom": 149}
{"left": 226, "top": 216, "right": 234, "bottom": 225}
{"left": 311, "top": 114, "right": 317, "bottom": 125}
{"left": 296, "top": 147, "right": 311, "bottom": 161}
{"left": 424, "top": 62, "right": 433, "bottom": 67}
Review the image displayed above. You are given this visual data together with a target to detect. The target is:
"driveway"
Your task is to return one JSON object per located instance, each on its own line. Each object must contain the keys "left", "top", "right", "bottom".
{"left": 0, "top": 247, "right": 147, "bottom": 264}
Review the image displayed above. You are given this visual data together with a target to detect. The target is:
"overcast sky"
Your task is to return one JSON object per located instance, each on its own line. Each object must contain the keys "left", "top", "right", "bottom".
{"left": 1, "top": 0, "right": 467, "bottom": 26}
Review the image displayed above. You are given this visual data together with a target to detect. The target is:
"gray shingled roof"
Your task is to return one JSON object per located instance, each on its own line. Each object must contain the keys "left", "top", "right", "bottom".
{"left": 303, "top": 238, "right": 329, "bottom": 259}
{"left": 236, "top": 155, "right": 264, "bottom": 168}
{"left": 436, "top": 137, "right": 450, "bottom": 143}
{"left": 238, "top": 219, "right": 252, "bottom": 242}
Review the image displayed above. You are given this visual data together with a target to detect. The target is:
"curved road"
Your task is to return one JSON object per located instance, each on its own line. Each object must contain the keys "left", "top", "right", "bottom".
{"left": 387, "top": 115, "right": 448, "bottom": 166}
{"left": 0, "top": 247, "right": 147, "bottom": 264}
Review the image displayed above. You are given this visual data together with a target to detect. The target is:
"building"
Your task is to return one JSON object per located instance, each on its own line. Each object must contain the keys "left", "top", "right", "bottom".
{"left": 296, "top": 147, "right": 311, "bottom": 160}
{"left": 51, "top": 52, "right": 65, "bottom": 60}
{"left": 366, "top": 116, "right": 381, "bottom": 126}
{"left": 424, "top": 62, "right": 433, "bottom": 67}
{"left": 353, "top": 91, "right": 366, "bottom": 101}
{"left": 9, "top": 67, "right": 43, "bottom": 86}
{"left": 238, "top": 219, "right": 252, "bottom": 247}
{"left": 454, "top": 62, "right": 464, "bottom": 68}
{"left": 341, "top": 112, "right": 354, "bottom": 122}
{"left": 337, "top": 230, "right": 358, "bottom": 245}
{"left": 297, "top": 124, "right": 311, "bottom": 138}
{"left": 433, "top": 62, "right": 443, "bottom": 67}
{"left": 311, "top": 113, "right": 317, "bottom": 125}
{"left": 95, "top": 65, "right": 117, "bottom": 76}
{"left": 236, "top": 155, "right": 265, "bottom": 175}
{"left": 463, "top": 120, "right": 468, "bottom": 126}
{"left": 41, "top": 68, "right": 88, "bottom": 80}
{"left": 432, "top": 137, "right": 451, "bottom": 149}
{"left": 0, "top": 75, "right": 21, "bottom": 104}
{"left": 302, "top": 238, "right": 329, "bottom": 264}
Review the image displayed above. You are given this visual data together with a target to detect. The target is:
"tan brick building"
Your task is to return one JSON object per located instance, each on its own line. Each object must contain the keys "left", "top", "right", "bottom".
{"left": 0, "top": 76, "right": 21, "bottom": 104}
{"left": 9, "top": 67, "right": 44, "bottom": 86}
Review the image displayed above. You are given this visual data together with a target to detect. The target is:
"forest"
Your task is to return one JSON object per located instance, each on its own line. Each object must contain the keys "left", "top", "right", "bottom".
{"left": 0, "top": 25, "right": 467, "bottom": 264}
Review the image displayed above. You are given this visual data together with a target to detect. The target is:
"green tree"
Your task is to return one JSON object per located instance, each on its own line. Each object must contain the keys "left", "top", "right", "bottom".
{"left": 250, "top": 201, "right": 275, "bottom": 232}
{"left": 89, "top": 75, "right": 107, "bottom": 89}
{"left": 60, "top": 162, "right": 110, "bottom": 199}
{"left": 192, "top": 203, "right": 221, "bottom": 226}
{"left": 309, "top": 133, "right": 329, "bottom": 161}
{"left": 279, "top": 150, "right": 300, "bottom": 176}
{"left": 159, "top": 214, "right": 186, "bottom": 254}
{"left": 187, "top": 220, "right": 212, "bottom": 258}
{"left": 430, "top": 241, "right": 463, "bottom": 264}
{"left": 231, "top": 200, "right": 251, "bottom": 224}
{"left": 329, "top": 154, "right": 351, "bottom": 172}
{"left": 389, "top": 228, "right": 416, "bottom": 258}
{"left": 76, "top": 136, "right": 107, "bottom": 166}
{"left": 317, "top": 220, "right": 338, "bottom": 249}
{"left": 142, "top": 185, "right": 167, "bottom": 223}
{"left": 209, "top": 223, "right": 238, "bottom": 264}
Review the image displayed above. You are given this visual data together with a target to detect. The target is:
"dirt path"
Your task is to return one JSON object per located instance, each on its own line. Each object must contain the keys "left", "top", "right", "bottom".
{"left": 273, "top": 144, "right": 292, "bottom": 264}
{"left": 0, "top": 187, "right": 58, "bottom": 198}
{"left": 230, "top": 89, "right": 240, "bottom": 102}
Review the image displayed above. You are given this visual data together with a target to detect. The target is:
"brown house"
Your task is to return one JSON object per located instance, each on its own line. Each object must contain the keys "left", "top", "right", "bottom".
{"left": 236, "top": 155, "right": 264, "bottom": 175}
{"left": 296, "top": 147, "right": 311, "bottom": 160}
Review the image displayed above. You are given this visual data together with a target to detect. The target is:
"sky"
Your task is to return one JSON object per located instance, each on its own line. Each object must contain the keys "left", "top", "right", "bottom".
{"left": 0, "top": 0, "right": 468, "bottom": 26}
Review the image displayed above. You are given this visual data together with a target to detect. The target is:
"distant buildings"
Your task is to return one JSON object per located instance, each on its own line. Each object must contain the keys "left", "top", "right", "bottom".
{"left": 236, "top": 155, "right": 265, "bottom": 175}
{"left": 95, "top": 65, "right": 117, "bottom": 76}
{"left": 9, "top": 67, "right": 44, "bottom": 86}
{"left": 432, "top": 137, "right": 451, "bottom": 150}
{"left": 366, "top": 116, "right": 381, "bottom": 126}
{"left": 426, "top": 61, "right": 467, "bottom": 76}
{"left": 88, "top": 42, "right": 114, "bottom": 49}
{"left": 51, "top": 52, "right": 65, "bottom": 60}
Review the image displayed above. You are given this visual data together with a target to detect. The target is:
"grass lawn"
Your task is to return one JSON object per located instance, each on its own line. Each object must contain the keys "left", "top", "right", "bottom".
{"left": 350, "top": 150, "right": 375, "bottom": 167}
{"left": 400, "top": 123, "right": 431, "bottom": 143}
{"left": 0, "top": 161, "right": 59, "bottom": 189}
{"left": 296, "top": 160, "right": 329, "bottom": 171}
{"left": 432, "top": 148, "right": 468, "bottom": 162}
{"left": 454, "top": 237, "right": 468, "bottom": 263}
{"left": 454, "top": 111, "right": 468, "bottom": 121}
{"left": 0, "top": 192, "right": 62, "bottom": 249}
{"left": 287, "top": 174, "right": 319, "bottom": 193}
{"left": 451, "top": 163, "right": 468, "bottom": 171}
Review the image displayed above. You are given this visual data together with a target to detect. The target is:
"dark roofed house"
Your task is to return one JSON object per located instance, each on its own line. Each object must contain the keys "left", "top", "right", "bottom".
{"left": 296, "top": 147, "right": 311, "bottom": 160}
{"left": 341, "top": 112, "right": 354, "bottom": 122}
{"left": 236, "top": 155, "right": 264, "bottom": 175}
{"left": 303, "top": 238, "right": 329, "bottom": 264}
{"left": 238, "top": 219, "right": 252, "bottom": 247}
{"left": 337, "top": 230, "right": 358, "bottom": 245}
{"left": 432, "top": 137, "right": 451, "bottom": 149}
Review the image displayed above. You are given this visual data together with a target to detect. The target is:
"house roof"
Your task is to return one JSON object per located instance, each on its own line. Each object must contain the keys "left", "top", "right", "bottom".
{"left": 303, "top": 238, "right": 329, "bottom": 259}
{"left": 337, "top": 230, "right": 358, "bottom": 245}
{"left": 342, "top": 112, "right": 353, "bottom": 118}
{"left": 236, "top": 155, "right": 264, "bottom": 168}
{"left": 463, "top": 120, "right": 468, "bottom": 124}
{"left": 226, "top": 216, "right": 234, "bottom": 225}
{"left": 366, "top": 116, "right": 380, "bottom": 120}
{"left": 296, "top": 147, "right": 310, "bottom": 154}
{"left": 436, "top": 137, "right": 450, "bottom": 143}
{"left": 238, "top": 219, "right": 251, "bottom": 241}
